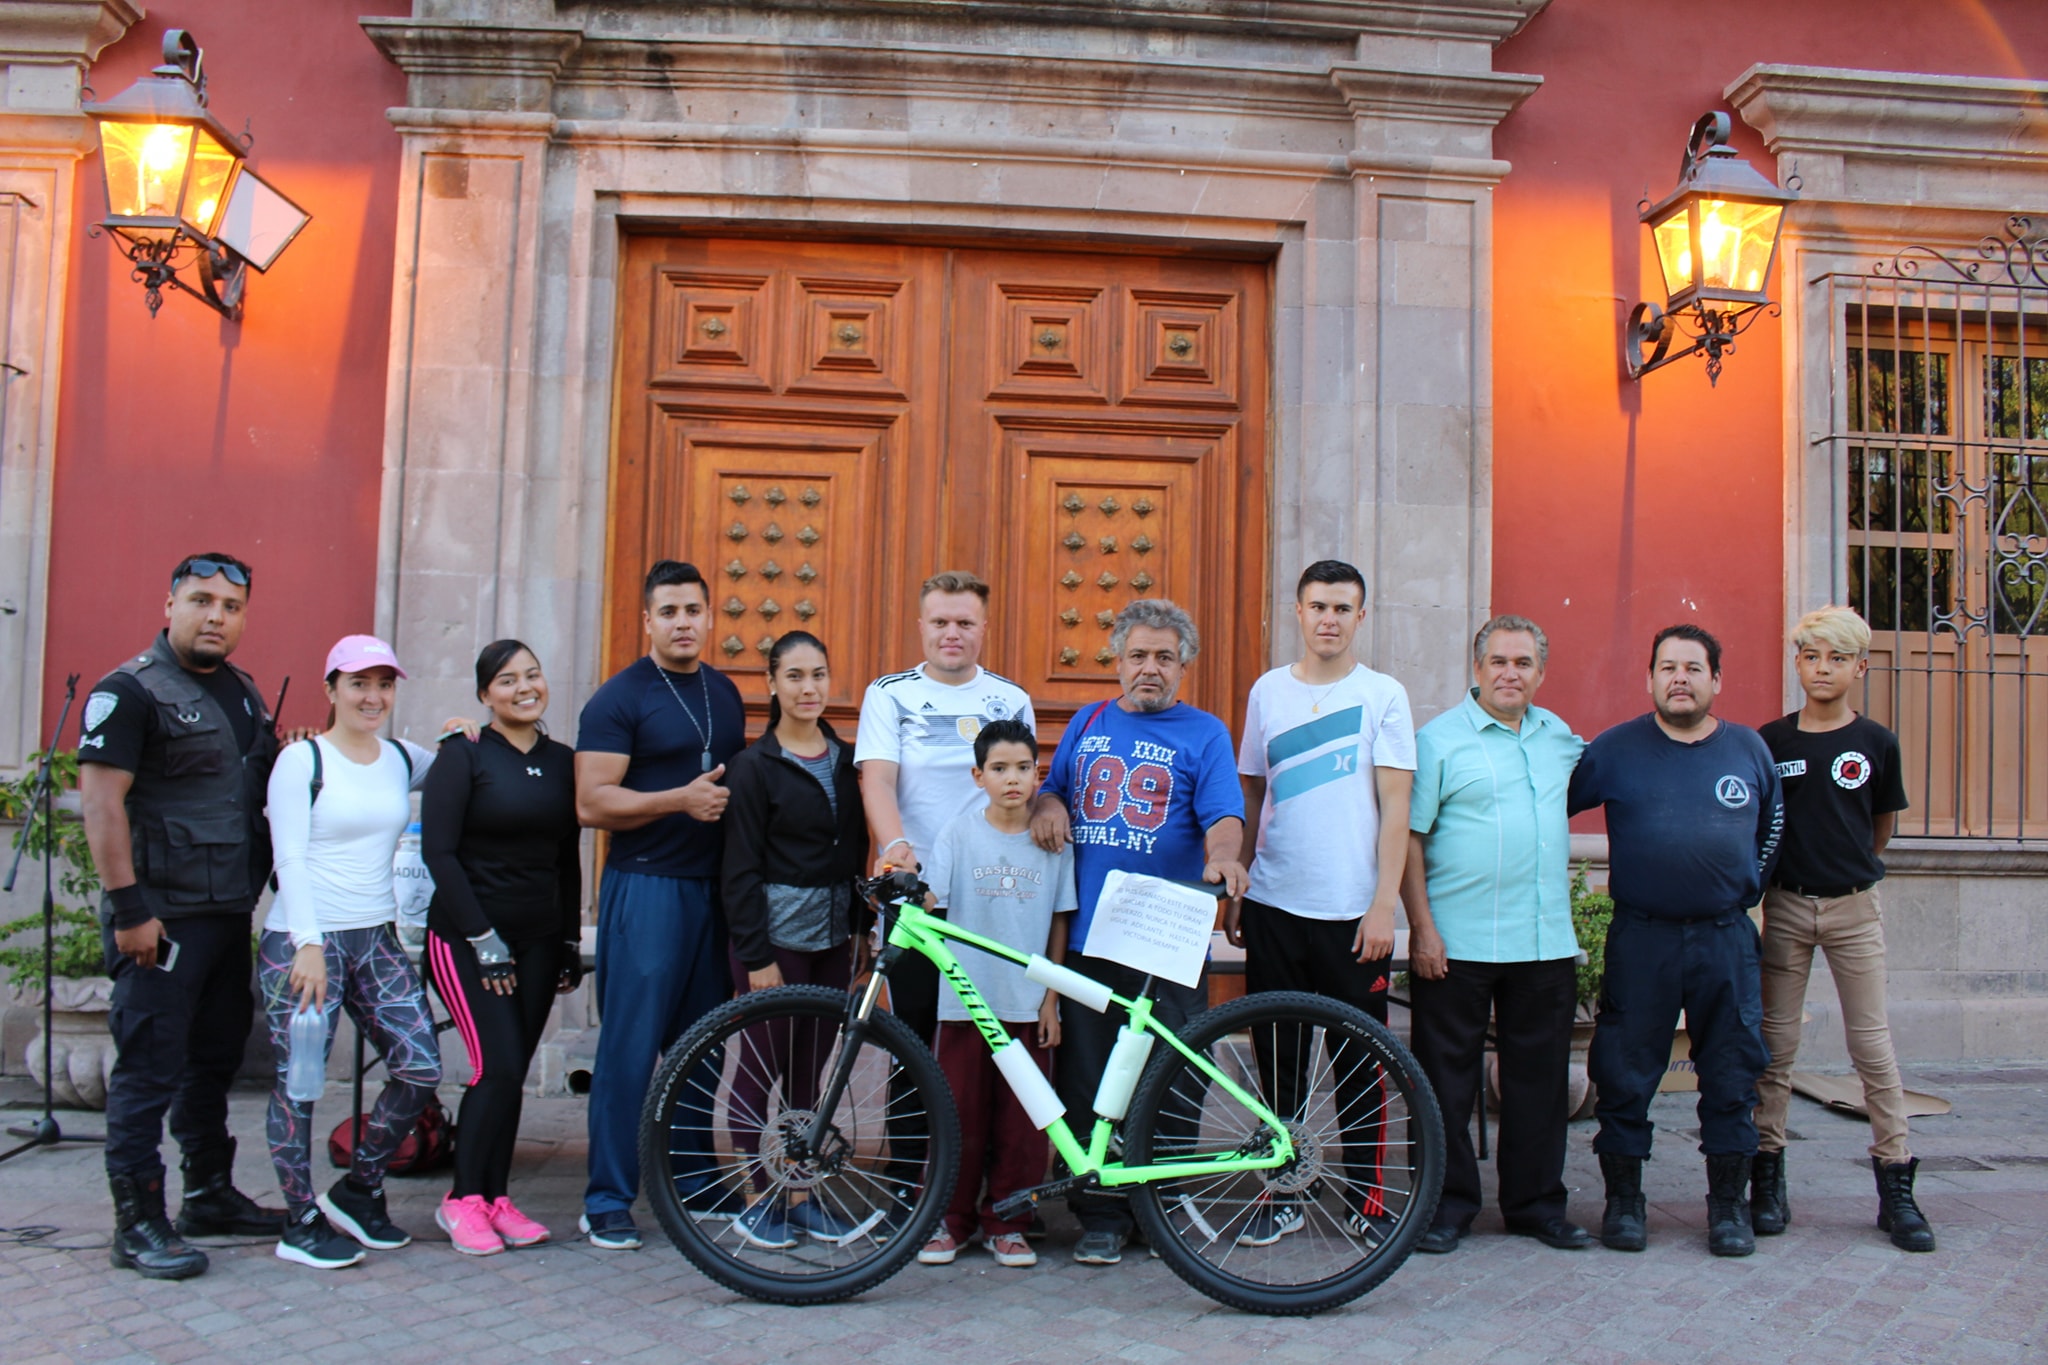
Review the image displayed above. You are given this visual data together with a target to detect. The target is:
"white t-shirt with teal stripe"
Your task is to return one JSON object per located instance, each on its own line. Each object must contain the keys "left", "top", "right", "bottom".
{"left": 1238, "top": 663, "right": 1416, "bottom": 920}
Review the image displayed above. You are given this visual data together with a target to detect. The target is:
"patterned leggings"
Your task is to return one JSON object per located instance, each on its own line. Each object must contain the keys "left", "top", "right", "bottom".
{"left": 259, "top": 926, "right": 442, "bottom": 1211}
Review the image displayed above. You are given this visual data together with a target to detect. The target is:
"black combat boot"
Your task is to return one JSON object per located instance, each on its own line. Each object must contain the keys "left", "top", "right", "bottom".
{"left": 1598, "top": 1152, "right": 1647, "bottom": 1252}
{"left": 1750, "top": 1148, "right": 1789, "bottom": 1236}
{"left": 111, "top": 1169, "right": 210, "bottom": 1280}
{"left": 1873, "top": 1157, "right": 1937, "bottom": 1252}
{"left": 1705, "top": 1153, "right": 1755, "bottom": 1257}
{"left": 176, "top": 1137, "right": 286, "bottom": 1237}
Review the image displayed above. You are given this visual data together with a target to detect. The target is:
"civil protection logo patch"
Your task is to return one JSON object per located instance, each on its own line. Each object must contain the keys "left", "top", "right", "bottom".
{"left": 1831, "top": 751, "right": 1872, "bottom": 789}
{"left": 1714, "top": 775, "right": 1751, "bottom": 808}
{"left": 84, "top": 691, "right": 118, "bottom": 732}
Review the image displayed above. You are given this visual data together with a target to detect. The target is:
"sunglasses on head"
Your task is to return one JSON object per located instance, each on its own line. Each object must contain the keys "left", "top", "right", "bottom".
{"left": 172, "top": 557, "right": 251, "bottom": 589}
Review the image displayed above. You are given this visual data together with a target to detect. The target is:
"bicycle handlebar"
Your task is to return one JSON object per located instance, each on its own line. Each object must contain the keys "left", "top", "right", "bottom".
{"left": 858, "top": 870, "right": 929, "bottom": 950}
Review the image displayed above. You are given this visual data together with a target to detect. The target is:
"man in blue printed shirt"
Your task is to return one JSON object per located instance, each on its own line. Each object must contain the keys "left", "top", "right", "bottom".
{"left": 1031, "top": 598, "right": 1247, "bottom": 1267}
{"left": 1403, "top": 614, "right": 1592, "bottom": 1256}
{"left": 1568, "top": 624, "right": 1783, "bottom": 1259}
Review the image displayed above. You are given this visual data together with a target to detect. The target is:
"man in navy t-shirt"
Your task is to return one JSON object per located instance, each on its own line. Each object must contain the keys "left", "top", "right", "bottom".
{"left": 1567, "top": 624, "right": 1782, "bottom": 1260}
{"left": 1031, "top": 598, "right": 1247, "bottom": 1266}
{"left": 572, "top": 560, "right": 747, "bottom": 1249}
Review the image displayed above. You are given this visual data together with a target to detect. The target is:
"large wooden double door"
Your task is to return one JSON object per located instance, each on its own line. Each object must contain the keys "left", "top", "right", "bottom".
{"left": 607, "top": 236, "right": 1270, "bottom": 737}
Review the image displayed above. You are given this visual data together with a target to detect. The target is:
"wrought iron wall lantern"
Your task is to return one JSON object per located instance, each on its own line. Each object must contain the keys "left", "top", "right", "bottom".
{"left": 1624, "top": 112, "right": 1796, "bottom": 386}
{"left": 81, "top": 30, "right": 310, "bottom": 320}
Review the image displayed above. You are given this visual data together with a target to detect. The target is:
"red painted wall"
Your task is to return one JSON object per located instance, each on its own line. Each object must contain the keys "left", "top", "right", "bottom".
{"left": 1491, "top": 0, "right": 2048, "bottom": 766}
{"left": 42, "top": 1, "right": 408, "bottom": 734}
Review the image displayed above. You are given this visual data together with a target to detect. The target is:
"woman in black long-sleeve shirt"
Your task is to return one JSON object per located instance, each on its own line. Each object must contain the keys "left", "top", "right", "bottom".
{"left": 720, "top": 631, "right": 874, "bottom": 1248}
{"left": 421, "top": 639, "right": 582, "bottom": 1255}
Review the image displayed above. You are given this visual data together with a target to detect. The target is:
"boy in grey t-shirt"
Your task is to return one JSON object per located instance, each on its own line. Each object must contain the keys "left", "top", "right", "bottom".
{"left": 917, "top": 720, "right": 1077, "bottom": 1270}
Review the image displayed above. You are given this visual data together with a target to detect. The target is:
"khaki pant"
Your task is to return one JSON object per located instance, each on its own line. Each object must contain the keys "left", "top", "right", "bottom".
{"left": 1754, "top": 886, "right": 1911, "bottom": 1162}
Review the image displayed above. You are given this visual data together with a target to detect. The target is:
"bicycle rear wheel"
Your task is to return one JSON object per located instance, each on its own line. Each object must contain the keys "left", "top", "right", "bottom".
{"left": 638, "top": 984, "right": 959, "bottom": 1304}
{"left": 1124, "top": 990, "right": 1443, "bottom": 1315}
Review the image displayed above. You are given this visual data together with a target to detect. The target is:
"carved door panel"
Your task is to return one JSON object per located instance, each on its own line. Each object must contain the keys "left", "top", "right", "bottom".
{"left": 947, "top": 249, "right": 1269, "bottom": 738}
{"left": 612, "top": 236, "right": 1268, "bottom": 738}
{"left": 610, "top": 239, "right": 942, "bottom": 722}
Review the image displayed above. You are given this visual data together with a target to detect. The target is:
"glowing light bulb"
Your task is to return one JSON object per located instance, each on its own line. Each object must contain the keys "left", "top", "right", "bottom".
{"left": 141, "top": 125, "right": 184, "bottom": 173}
{"left": 197, "top": 197, "right": 217, "bottom": 225}
{"left": 1677, "top": 249, "right": 1691, "bottom": 279}
{"left": 1745, "top": 268, "right": 1761, "bottom": 291}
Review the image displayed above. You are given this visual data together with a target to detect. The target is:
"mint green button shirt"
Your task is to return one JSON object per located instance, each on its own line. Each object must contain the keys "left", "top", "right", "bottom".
{"left": 1409, "top": 691, "right": 1584, "bottom": 963}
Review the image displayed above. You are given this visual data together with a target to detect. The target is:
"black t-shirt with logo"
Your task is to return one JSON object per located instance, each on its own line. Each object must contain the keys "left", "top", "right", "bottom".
{"left": 1759, "top": 712, "right": 1908, "bottom": 892}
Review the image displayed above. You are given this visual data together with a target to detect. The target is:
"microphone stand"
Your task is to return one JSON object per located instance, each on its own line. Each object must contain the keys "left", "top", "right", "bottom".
{"left": 1, "top": 674, "right": 104, "bottom": 1161}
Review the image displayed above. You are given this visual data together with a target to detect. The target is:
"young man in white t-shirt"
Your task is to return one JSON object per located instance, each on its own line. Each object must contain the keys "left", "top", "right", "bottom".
{"left": 1225, "top": 559, "right": 1416, "bottom": 1246}
{"left": 856, "top": 571, "right": 1036, "bottom": 1033}
{"left": 855, "top": 571, "right": 1035, "bottom": 1228}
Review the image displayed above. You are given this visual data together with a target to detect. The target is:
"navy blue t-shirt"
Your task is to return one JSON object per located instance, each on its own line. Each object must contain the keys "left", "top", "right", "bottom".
{"left": 1567, "top": 713, "right": 1784, "bottom": 920}
{"left": 576, "top": 657, "right": 746, "bottom": 878}
{"left": 1041, "top": 700, "right": 1244, "bottom": 949}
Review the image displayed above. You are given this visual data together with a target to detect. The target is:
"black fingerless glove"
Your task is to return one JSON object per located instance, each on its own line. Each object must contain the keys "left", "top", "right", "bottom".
{"left": 559, "top": 945, "right": 585, "bottom": 991}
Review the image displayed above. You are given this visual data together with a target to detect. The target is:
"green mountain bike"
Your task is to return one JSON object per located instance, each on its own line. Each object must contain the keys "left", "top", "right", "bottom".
{"left": 638, "top": 872, "right": 1444, "bottom": 1314}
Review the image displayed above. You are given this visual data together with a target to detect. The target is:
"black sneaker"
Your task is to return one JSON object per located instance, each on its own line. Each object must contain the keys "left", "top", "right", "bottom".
{"left": 579, "top": 1209, "right": 643, "bottom": 1250}
{"left": 1238, "top": 1196, "right": 1305, "bottom": 1247}
{"left": 318, "top": 1176, "right": 412, "bottom": 1250}
{"left": 276, "top": 1206, "right": 366, "bottom": 1270}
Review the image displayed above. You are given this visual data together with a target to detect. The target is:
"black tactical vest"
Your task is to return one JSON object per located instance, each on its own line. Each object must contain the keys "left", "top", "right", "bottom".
{"left": 117, "top": 633, "right": 279, "bottom": 918}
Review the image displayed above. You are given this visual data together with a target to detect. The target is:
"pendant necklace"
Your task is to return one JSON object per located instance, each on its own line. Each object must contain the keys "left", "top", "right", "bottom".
{"left": 658, "top": 663, "right": 715, "bottom": 771}
{"left": 1304, "top": 675, "right": 1343, "bottom": 714}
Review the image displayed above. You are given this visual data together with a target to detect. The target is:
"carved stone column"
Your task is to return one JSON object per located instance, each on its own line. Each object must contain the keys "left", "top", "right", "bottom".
{"left": 0, "top": 0, "right": 140, "bottom": 773}
{"left": 1332, "top": 39, "right": 1540, "bottom": 709}
{"left": 362, "top": 19, "right": 581, "bottom": 732}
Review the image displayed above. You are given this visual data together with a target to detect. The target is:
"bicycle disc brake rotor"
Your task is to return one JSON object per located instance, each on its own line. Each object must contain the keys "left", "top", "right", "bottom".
{"left": 1265, "top": 1121, "right": 1325, "bottom": 1195}
{"left": 759, "top": 1109, "right": 829, "bottom": 1189}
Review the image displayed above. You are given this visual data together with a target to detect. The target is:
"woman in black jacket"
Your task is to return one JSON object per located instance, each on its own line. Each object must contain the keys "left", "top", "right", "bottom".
{"left": 721, "top": 630, "right": 873, "bottom": 1248}
{"left": 421, "top": 639, "right": 582, "bottom": 1256}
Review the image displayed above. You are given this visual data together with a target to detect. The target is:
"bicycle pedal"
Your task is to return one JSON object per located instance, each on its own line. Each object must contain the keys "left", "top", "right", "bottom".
{"left": 992, "top": 1175, "right": 1089, "bottom": 1223}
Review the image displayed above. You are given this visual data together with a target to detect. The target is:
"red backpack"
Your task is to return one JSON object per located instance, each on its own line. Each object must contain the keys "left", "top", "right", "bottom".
{"left": 327, "top": 1093, "right": 454, "bottom": 1175}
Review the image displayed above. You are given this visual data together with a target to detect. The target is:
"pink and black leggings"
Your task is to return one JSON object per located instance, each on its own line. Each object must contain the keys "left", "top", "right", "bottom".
{"left": 428, "top": 931, "right": 568, "bottom": 1201}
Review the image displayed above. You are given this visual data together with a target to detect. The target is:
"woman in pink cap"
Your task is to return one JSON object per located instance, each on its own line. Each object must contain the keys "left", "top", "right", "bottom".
{"left": 259, "top": 635, "right": 444, "bottom": 1270}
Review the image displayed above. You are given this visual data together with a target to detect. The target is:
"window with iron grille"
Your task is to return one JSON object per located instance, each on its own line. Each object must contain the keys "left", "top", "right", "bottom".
{"left": 1824, "top": 219, "right": 2048, "bottom": 838}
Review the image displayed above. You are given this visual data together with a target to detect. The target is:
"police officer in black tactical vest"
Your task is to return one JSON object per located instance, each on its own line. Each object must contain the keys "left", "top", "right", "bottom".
{"left": 78, "top": 553, "right": 285, "bottom": 1279}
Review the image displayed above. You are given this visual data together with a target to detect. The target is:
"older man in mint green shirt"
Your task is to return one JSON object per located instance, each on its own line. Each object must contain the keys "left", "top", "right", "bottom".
{"left": 1399, "top": 614, "right": 1590, "bottom": 1255}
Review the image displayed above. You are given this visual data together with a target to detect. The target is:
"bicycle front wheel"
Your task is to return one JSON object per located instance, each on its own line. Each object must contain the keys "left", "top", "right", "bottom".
{"left": 638, "top": 984, "right": 960, "bottom": 1305}
{"left": 1124, "top": 991, "right": 1444, "bottom": 1315}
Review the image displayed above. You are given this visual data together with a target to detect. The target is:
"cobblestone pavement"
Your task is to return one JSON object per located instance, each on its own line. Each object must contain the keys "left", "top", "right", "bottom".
{"left": 1, "top": 1065, "right": 2043, "bottom": 1364}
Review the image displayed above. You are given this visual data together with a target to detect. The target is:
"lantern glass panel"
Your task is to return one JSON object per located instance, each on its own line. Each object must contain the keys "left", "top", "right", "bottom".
{"left": 183, "top": 127, "right": 239, "bottom": 236}
{"left": 98, "top": 121, "right": 194, "bottom": 233}
{"left": 1697, "top": 198, "right": 1782, "bottom": 296}
{"left": 1651, "top": 207, "right": 1694, "bottom": 302}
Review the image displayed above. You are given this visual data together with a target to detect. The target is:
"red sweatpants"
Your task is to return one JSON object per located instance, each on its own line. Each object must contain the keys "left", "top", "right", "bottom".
{"left": 934, "top": 1020, "right": 1051, "bottom": 1240}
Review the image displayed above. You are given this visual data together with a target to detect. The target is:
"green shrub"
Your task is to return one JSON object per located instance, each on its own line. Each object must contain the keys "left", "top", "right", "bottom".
{"left": 1570, "top": 860, "right": 1613, "bottom": 1007}
{"left": 0, "top": 751, "right": 105, "bottom": 984}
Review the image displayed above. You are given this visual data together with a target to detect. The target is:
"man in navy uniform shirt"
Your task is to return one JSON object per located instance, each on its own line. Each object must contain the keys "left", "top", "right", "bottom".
{"left": 1568, "top": 624, "right": 1782, "bottom": 1258}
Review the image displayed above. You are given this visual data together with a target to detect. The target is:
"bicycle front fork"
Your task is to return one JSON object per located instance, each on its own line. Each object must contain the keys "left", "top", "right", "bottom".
{"left": 784, "top": 952, "right": 897, "bottom": 1165}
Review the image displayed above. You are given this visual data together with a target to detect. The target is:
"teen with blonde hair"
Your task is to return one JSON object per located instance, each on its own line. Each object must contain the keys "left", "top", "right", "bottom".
{"left": 1752, "top": 605, "right": 1934, "bottom": 1252}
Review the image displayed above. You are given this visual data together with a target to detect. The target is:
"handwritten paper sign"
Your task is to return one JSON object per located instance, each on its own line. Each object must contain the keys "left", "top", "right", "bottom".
{"left": 1082, "top": 870, "right": 1216, "bottom": 987}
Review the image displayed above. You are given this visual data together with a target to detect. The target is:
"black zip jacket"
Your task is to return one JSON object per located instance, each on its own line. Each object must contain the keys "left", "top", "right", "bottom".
{"left": 721, "top": 721, "right": 867, "bottom": 970}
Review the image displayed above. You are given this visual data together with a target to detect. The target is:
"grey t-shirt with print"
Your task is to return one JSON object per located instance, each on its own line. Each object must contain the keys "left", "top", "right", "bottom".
{"left": 926, "top": 809, "right": 1078, "bottom": 1023}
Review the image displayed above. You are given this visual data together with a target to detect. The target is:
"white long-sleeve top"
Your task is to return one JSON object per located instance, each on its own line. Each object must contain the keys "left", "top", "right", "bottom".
{"left": 265, "top": 736, "right": 434, "bottom": 948}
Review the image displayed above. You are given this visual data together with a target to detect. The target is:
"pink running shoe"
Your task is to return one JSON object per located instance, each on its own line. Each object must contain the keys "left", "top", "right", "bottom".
{"left": 487, "top": 1197, "right": 550, "bottom": 1248}
{"left": 436, "top": 1194, "right": 504, "bottom": 1257}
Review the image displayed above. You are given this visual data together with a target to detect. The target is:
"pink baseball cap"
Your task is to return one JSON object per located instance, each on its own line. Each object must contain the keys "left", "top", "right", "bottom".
{"left": 325, "top": 634, "right": 408, "bottom": 679}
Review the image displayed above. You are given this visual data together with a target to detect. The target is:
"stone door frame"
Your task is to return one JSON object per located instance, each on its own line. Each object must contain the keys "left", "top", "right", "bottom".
{"left": 365, "top": 1, "right": 1546, "bottom": 734}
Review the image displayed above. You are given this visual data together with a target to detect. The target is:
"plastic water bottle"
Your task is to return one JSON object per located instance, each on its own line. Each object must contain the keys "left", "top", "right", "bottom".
{"left": 285, "top": 1005, "right": 327, "bottom": 1103}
